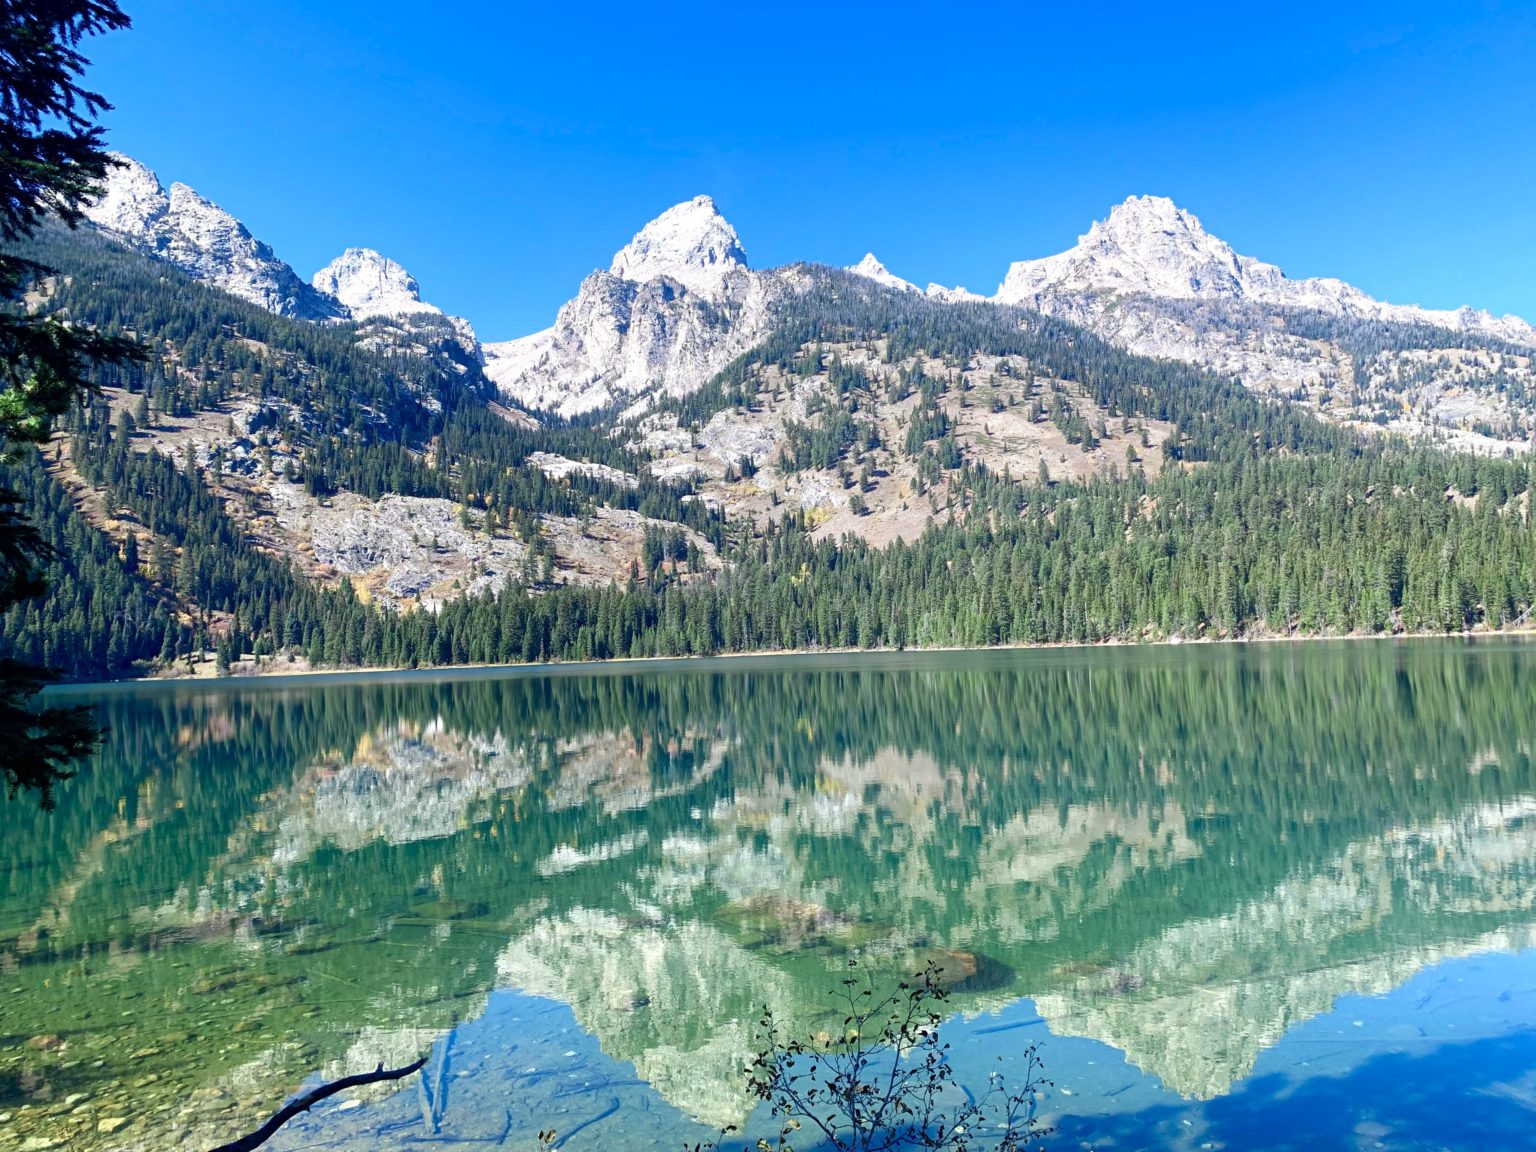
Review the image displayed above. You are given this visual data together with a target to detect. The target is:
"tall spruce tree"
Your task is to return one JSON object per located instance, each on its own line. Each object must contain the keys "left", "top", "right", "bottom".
{"left": 0, "top": 0, "right": 135, "bottom": 808}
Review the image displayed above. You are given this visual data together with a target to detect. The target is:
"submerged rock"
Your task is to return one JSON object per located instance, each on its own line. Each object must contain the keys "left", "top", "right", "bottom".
{"left": 714, "top": 895, "right": 889, "bottom": 952}
{"left": 905, "top": 946, "right": 1014, "bottom": 994}
{"left": 408, "top": 899, "right": 489, "bottom": 922}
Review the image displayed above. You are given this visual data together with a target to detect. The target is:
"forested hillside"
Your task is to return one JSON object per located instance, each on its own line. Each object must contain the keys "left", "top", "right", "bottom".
{"left": 3, "top": 227, "right": 1534, "bottom": 681}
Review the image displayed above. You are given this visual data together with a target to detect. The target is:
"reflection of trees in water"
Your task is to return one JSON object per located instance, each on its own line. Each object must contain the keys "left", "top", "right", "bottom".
{"left": 1, "top": 641, "right": 1534, "bottom": 1133}
{"left": 11, "top": 642, "right": 1536, "bottom": 954}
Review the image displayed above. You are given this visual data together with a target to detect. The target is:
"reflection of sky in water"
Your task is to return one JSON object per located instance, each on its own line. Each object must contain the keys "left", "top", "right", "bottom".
{"left": 10, "top": 643, "right": 1536, "bottom": 1150}
{"left": 270, "top": 948, "right": 1536, "bottom": 1151}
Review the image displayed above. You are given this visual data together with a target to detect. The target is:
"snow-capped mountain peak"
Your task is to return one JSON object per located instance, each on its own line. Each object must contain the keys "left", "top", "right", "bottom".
{"left": 83, "top": 153, "right": 344, "bottom": 321}
{"left": 1083, "top": 194, "right": 1248, "bottom": 296}
{"left": 997, "top": 194, "right": 1250, "bottom": 304}
{"left": 484, "top": 194, "right": 776, "bottom": 416}
{"left": 1092, "top": 194, "right": 1213, "bottom": 247}
{"left": 313, "top": 247, "right": 442, "bottom": 319}
{"left": 846, "top": 253, "right": 919, "bottom": 294}
{"left": 85, "top": 153, "right": 167, "bottom": 236}
{"left": 608, "top": 195, "right": 747, "bottom": 296}
{"left": 994, "top": 194, "right": 1536, "bottom": 349}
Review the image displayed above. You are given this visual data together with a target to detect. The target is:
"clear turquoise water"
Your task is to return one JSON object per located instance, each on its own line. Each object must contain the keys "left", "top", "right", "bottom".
{"left": 4, "top": 640, "right": 1535, "bottom": 1150}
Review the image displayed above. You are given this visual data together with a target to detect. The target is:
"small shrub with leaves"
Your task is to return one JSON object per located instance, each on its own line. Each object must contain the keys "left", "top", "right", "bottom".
{"left": 691, "top": 959, "right": 1050, "bottom": 1152}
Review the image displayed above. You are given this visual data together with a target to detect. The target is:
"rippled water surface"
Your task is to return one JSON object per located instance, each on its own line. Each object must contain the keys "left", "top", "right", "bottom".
{"left": 5, "top": 640, "right": 1536, "bottom": 1150}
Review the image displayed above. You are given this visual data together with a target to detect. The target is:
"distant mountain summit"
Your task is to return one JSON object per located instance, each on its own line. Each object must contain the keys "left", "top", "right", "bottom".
{"left": 312, "top": 247, "right": 442, "bottom": 320}
{"left": 82, "top": 156, "right": 483, "bottom": 369}
{"left": 607, "top": 195, "right": 747, "bottom": 297}
{"left": 845, "top": 253, "right": 919, "bottom": 294}
{"left": 312, "top": 245, "right": 482, "bottom": 369}
{"left": 78, "top": 156, "right": 1536, "bottom": 444}
{"left": 83, "top": 154, "right": 345, "bottom": 321}
{"left": 483, "top": 196, "right": 777, "bottom": 417}
{"left": 994, "top": 194, "right": 1536, "bottom": 346}
{"left": 997, "top": 196, "right": 1254, "bottom": 303}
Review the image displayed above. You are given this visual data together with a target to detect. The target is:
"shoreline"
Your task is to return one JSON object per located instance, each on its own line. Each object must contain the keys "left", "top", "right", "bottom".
{"left": 40, "top": 626, "right": 1536, "bottom": 697}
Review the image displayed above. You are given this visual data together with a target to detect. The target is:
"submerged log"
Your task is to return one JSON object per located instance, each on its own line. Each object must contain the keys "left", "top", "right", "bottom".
{"left": 207, "top": 1056, "right": 428, "bottom": 1152}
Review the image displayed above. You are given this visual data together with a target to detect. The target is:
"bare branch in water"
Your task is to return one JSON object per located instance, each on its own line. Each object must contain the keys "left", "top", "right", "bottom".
{"left": 207, "top": 1056, "right": 428, "bottom": 1152}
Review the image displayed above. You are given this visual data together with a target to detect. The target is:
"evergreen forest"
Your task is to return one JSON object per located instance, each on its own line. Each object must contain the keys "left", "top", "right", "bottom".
{"left": 4, "top": 225, "right": 1535, "bottom": 682}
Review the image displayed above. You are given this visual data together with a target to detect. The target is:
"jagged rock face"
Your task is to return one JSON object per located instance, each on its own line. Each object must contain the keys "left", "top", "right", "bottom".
{"left": 496, "top": 911, "right": 802, "bottom": 1129}
{"left": 83, "top": 154, "right": 345, "bottom": 321}
{"left": 846, "top": 252, "right": 919, "bottom": 294}
{"left": 925, "top": 282, "right": 985, "bottom": 303}
{"left": 1033, "top": 794, "right": 1536, "bottom": 1099}
{"left": 608, "top": 194, "right": 747, "bottom": 297}
{"left": 997, "top": 195, "right": 1253, "bottom": 303}
{"left": 484, "top": 197, "right": 778, "bottom": 417}
{"left": 313, "top": 246, "right": 483, "bottom": 366}
{"left": 85, "top": 151, "right": 166, "bottom": 236}
{"left": 995, "top": 195, "right": 1536, "bottom": 347}
{"left": 312, "top": 246, "right": 440, "bottom": 319}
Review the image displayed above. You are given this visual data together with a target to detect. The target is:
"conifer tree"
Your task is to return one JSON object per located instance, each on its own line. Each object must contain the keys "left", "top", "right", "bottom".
{"left": 0, "top": 0, "right": 135, "bottom": 808}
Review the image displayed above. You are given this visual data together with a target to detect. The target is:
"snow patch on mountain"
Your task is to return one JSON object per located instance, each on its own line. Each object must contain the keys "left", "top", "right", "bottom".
{"left": 83, "top": 154, "right": 344, "bottom": 321}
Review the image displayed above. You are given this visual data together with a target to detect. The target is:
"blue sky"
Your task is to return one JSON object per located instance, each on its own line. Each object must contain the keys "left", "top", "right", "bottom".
{"left": 88, "top": 1, "right": 1536, "bottom": 340}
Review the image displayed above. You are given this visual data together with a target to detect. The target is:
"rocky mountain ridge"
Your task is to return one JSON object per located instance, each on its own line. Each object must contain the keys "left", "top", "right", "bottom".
{"left": 311, "top": 246, "right": 442, "bottom": 320}
{"left": 82, "top": 154, "right": 345, "bottom": 321}
{"left": 991, "top": 195, "right": 1536, "bottom": 347}
{"left": 79, "top": 155, "right": 1536, "bottom": 447}
{"left": 490, "top": 191, "right": 1536, "bottom": 444}
{"left": 83, "top": 155, "right": 482, "bottom": 360}
{"left": 482, "top": 196, "right": 781, "bottom": 417}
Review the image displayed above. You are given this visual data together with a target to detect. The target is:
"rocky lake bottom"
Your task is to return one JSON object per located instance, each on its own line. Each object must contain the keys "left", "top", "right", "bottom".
{"left": 4, "top": 640, "right": 1535, "bottom": 1150}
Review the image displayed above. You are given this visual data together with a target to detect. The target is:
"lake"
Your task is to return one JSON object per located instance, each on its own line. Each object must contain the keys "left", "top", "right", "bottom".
{"left": 4, "top": 640, "right": 1536, "bottom": 1151}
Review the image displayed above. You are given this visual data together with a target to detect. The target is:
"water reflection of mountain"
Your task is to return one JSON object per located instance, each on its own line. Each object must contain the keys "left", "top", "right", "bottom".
{"left": 5, "top": 642, "right": 1536, "bottom": 1145}
{"left": 1033, "top": 797, "right": 1536, "bottom": 1098}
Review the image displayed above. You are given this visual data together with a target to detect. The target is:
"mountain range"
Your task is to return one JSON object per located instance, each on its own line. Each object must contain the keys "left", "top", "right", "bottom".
{"left": 3, "top": 152, "right": 1534, "bottom": 682}
{"left": 84, "top": 154, "right": 1536, "bottom": 448}
{"left": 9, "top": 153, "right": 1534, "bottom": 1152}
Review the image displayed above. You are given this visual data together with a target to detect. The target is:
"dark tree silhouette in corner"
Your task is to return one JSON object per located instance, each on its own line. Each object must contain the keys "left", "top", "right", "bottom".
{"left": 0, "top": 0, "right": 139, "bottom": 807}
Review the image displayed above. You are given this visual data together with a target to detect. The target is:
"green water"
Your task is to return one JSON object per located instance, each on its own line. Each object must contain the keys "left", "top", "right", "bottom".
{"left": 4, "top": 640, "right": 1536, "bottom": 1150}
